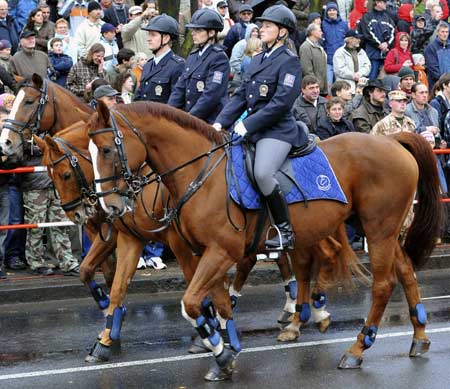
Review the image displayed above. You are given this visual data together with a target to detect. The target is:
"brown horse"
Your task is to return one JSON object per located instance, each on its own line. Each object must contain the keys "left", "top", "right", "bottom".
{"left": 35, "top": 121, "right": 350, "bottom": 362}
{"left": 87, "top": 101, "right": 441, "bottom": 381}
{"left": 0, "top": 76, "right": 119, "bottom": 311}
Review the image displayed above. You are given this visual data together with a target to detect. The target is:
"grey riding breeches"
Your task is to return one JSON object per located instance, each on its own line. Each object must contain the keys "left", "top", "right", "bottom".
{"left": 253, "top": 138, "right": 291, "bottom": 196}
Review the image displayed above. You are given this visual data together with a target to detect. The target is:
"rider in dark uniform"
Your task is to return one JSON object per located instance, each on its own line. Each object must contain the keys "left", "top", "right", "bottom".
{"left": 134, "top": 14, "right": 185, "bottom": 103}
{"left": 213, "top": 5, "right": 307, "bottom": 250}
{"left": 168, "top": 8, "right": 230, "bottom": 124}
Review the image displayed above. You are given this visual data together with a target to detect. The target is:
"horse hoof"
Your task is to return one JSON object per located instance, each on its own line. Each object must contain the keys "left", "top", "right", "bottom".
{"left": 409, "top": 338, "right": 431, "bottom": 357}
{"left": 277, "top": 328, "right": 299, "bottom": 342}
{"left": 204, "top": 347, "right": 237, "bottom": 382}
{"left": 337, "top": 352, "right": 363, "bottom": 369}
{"left": 188, "top": 336, "right": 210, "bottom": 354}
{"left": 277, "top": 310, "right": 294, "bottom": 329}
{"left": 85, "top": 341, "right": 111, "bottom": 363}
{"left": 317, "top": 317, "right": 331, "bottom": 333}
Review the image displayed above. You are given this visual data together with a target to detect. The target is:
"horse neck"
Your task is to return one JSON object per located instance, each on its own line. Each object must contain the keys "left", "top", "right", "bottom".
{"left": 51, "top": 86, "right": 93, "bottom": 134}
{"left": 138, "top": 118, "right": 219, "bottom": 198}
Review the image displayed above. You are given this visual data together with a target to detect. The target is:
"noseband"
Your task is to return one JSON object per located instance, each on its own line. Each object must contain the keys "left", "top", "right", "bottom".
{"left": 50, "top": 137, "right": 97, "bottom": 212}
{"left": 3, "top": 80, "right": 58, "bottom": 152}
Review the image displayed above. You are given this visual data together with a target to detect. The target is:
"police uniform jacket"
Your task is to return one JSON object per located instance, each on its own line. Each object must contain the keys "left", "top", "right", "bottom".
{"left": 168, "top": 44, "right": 230, "bottom": 124}
{"left": 215, "top": 45, "right": 307, "bottom": 147}
{"left": 135, "top": 51, "right": 185, "bottom": 104}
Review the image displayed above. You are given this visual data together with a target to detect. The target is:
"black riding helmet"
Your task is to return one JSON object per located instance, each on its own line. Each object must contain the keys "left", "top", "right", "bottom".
{"left": 186, "top": 8, "right": 224, "bottom": 31}
{"left": 255, "top": 4, "right": 296, "bottom": 33}
{"left": 141, "top": 14, "right": 179, "bottom": 39}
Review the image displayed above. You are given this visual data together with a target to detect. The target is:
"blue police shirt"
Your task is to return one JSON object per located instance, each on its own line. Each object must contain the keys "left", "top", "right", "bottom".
{"left": 134, "top": 50, "right": 185, "bottom": 103}
{"left": 215, "top": 45, "right": 307, "bottom": 147}
{"left": 168, "top": 44, "right": 230, "bottom": 124}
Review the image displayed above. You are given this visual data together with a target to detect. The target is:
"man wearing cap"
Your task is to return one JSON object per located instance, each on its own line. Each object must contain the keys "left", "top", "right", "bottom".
{"left": 217, "top": 1, "right": 234, "bottom": 46}
{"left": 397, "top": 66, "right": 415, "bottom": 100}
{"left": 103, "top": 0, "right": 129, "bottom": 49}
{"left": 121, "top": 5, "right": 153, "bottom": 58}
{"left": 223, "top": 4, "right": 253, "bottom": 56}
{"left": 100, "top": 23, "right": 119, "bottom": 71}
{"left": 135, "top": 14, "right": 184, "bottom": 103}
{"left": 9, "top": 30, "right": 52, "bottom": 79}
{"left": 359, "top": 0, "right": 395, "bottom": 79}
{"left": 333, "top": 29, "right": 371, "bottom": 94}
{"left": 0, "top": 0, "right": 18, "bottom": 55}
{"left": 371, "top": 90, "right": 416, "bottom": 136}
{"left": 351, "top": 79, "right": 390, "bottom": 133}
{"left": 228, "top": 0, "right": 252, "bottom": 22}
{"left": 75, "top": 1, "right": 105, "bottom": 59}
{"left": 93, "top": 84, "right": 120, "bottom": 108}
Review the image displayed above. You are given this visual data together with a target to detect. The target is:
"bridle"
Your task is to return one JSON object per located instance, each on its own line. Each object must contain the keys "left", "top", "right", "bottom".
{"left": 50, "top": 137, "right": 97, "bottom": 212}
{"left": 3, "top": 79, "right": 58, "bottom": 153}
{"left": 88, "top": 109, "right": 243, "bottom": 254}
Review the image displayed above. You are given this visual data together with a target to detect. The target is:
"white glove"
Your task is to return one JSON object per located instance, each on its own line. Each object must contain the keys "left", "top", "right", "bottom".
{"left": 234, "top": 121, "right": 247, "bottom": 137}
{"left": 212, "top": 122, "right": 222, "bottom": 132}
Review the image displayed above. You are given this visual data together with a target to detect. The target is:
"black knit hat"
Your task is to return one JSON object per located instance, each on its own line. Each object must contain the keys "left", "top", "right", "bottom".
{"left": 88, "top": 1, "right": 101, "bottom": 13}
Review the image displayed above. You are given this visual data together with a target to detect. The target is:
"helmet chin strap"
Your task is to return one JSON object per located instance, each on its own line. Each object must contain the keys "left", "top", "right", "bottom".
{"left": 264, "top": 25, "right": 286, "bottom": 53}
{"left": 197, "top": 30, "right": 215, "bottom": 50}
{"left": 153, "top": 33, "right": 169, "bottom": 56}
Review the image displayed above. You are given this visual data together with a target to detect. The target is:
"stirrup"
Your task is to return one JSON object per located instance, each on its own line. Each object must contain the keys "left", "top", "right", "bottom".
{"left": 265, "top": 225, "right": 294, "bottom": 259}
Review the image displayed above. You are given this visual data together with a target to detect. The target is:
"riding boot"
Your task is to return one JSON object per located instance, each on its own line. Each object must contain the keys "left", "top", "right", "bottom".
{"left": 264, "top": 185, "right": 295, "bottom": 250}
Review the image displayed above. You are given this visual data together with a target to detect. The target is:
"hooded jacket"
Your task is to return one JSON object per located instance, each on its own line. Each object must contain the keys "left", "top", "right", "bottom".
{"left": 410, "top": 15, "right": 434, "bottom": 54}
{"left": 349, "top": 0, "right": 367, "bottom": 30}
{"left": 359, "top": 8, "right": 395, "bottom": 60}
{"left": 322, "top": 2, "right": 349, "bottom": 65}
{"left": 397, "top": 4, "right": 413, "bottom": 32}
{"left": 383, "top": 32, "right": 414, "bottom": 74}
{"left": 230, "top": 23, "right": 258, "bottom": 77}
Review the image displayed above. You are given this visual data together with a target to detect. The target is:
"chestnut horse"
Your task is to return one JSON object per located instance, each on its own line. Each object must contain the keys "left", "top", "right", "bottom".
{"left": 87, "top": 102, "right": 441, "bottom": 381}
{"left": 36, "top": 121, "right": 354, "bottom": 362}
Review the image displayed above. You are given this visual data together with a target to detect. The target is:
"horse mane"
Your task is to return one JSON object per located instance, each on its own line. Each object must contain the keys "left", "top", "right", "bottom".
{"left": 115, "top": 102, "right": 224, "bottom": 144}
{"left": 54, "top": 120, "right": 88, "bottom": 137}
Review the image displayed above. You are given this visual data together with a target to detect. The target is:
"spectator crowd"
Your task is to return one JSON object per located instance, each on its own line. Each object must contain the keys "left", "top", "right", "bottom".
{"left": 1, "top": 0, "right": 450, "bottom": 278}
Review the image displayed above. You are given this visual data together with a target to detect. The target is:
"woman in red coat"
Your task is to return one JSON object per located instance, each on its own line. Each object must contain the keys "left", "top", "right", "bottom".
{"left": 383, "top": 32, "right": 414, "bottom": 75}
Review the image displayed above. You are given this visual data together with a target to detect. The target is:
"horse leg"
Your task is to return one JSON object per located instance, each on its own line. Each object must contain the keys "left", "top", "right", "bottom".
{"left": 278, "top": 249, "right": 313, "bottom": 342}
{"left": 80, "top": 229, "right": 118, "bottom": 314}
{"left": 181, "top": 245, "right": 238, "bottom": 381}
{"left": 85, "top": 232, "right": 144, "bottom": 363}
{"left": 338, "top": 240, "right": 397, "bottom": 369}
{"left": 394, "top": 245, "right": 430, "bottom": 356}
{"left": 230, "top": 255, "right": 255, "bottom": 308}
{"left": 275, "top": 253, "right": 298, "bottom": 329}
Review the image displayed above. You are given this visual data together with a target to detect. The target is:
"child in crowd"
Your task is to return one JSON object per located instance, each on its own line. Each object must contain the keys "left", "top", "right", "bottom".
{"left": 0, "top": 40, "right": 11, "bottom": 70}
{"left": 412, "top": 53, "right": 429, "bottom": 90}
{"left": 48, "top": 37, "right": 74, "bottom": 87}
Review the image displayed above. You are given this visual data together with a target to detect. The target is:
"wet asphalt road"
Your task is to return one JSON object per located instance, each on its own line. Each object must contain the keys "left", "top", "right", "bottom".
{"left": 1, "top": 269, "right": 450, "bottom": 389}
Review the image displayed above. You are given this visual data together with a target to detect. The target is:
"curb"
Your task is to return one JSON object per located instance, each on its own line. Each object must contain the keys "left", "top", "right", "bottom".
{"left": 1, "top": 247, "right": 450, "bottom": 305}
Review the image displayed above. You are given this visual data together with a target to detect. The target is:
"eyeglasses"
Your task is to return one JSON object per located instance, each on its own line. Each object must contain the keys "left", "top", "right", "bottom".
{"left": 241, "top": 12, "right": 253, "bottom": 16}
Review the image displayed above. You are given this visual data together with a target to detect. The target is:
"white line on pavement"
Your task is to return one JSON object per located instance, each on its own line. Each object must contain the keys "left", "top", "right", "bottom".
{"left": 422, "top": 295, "right": 450, "bottom": 301}
{"left": 1, "top": 326, "right": 450, "bottom": 381}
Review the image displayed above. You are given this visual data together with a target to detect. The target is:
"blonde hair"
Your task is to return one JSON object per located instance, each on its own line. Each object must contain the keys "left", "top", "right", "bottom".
{"left": 244, "top": 37, "right": 262, "bottom": 57}
{"left": 134, "top": 52, "right": 147, "bottom": 61}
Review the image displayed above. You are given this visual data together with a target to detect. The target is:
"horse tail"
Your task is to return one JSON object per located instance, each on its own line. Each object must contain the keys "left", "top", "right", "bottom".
{"left": 391, "top": 132, "right": 443, "bottom": 269}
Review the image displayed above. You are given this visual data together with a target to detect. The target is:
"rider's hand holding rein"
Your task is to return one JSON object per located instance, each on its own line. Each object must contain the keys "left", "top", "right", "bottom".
{"left": 212, "top": 122, "right": 222, "bottom": 131}
{"left": 233, "top": 121, "right": 247, "bottom": 137}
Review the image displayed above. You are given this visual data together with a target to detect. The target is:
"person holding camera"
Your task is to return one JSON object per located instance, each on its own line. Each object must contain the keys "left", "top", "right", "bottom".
{"left": 121, "top": 5, "right": 154, "bottom": 58}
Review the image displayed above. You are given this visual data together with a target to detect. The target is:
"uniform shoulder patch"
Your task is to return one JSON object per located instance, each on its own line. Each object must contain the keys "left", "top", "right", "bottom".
{"left": 283, "top": 73, "right": 296, "bottom": 88}
{"left": 212, "top": 71, "right": 223, "bottom": 84}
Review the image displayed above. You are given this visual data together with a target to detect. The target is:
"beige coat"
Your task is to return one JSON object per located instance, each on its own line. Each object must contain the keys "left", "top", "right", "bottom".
{"left": 121, "top": 16, "right": 153, "bottom": 58}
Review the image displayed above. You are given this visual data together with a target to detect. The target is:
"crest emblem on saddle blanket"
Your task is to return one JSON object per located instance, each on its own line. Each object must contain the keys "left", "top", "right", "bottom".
{"left": 155, "top": 85, "right": 163, "bottom": 96}
{"left": 316, "top": 175, "right": 331, "bottom": 191}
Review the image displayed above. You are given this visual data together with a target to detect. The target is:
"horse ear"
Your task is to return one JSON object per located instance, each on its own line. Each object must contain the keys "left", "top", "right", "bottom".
{"left": 44, "top": 135, "right": 60, "bottom": 152}
{"left": 31, "top": 73, "right": 43, "bottom": 89}
{"left": 33, "top": 135, "right": 47, "bottom": 153}
{"left": 14, "top": 75, "right": 24, "bottom": 83}
{"left": 97, "top": 100, "right": 111, "bottom": 126}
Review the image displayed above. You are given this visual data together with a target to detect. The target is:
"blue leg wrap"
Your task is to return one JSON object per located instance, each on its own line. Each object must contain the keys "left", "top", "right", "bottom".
{"left": 361, "top": 325, "right": 378, "bottom": 348}
{"left": 311, "top": 292, "right": 327, "bottom": 309}
{"left": 285, "top": 280, "right": 298, "bottom": 300}
{"left": 89, "top": 280, "right": 110, "bottom": 310}
{"left": 201, "top": 297, "right": 219, "bottom": 329}
{"left": 296, "top": 303, "right": 311, "bottom": 323}
{"left": 410, "top": 303, "right": 427, "bottom": 325}
{"left": 225, "top": 319, "right": 241, "bottom": 353}
{"left": 106, "top": 306, "right": 127, "bottom": 341}
{"left": 196, "top": 315, "right": 221, "bottom": 347}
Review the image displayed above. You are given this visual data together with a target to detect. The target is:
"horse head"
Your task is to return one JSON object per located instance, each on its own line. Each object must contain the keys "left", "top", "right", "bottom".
{"left": 88, "top": 101, "right": 137, "bottom": 219}
{"left": 34, "top": 127, "right": 97, "bottom": 224}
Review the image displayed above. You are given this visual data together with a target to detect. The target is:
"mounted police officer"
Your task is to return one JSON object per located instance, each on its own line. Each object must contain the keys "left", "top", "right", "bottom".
{"left": 168, "top": 8, "right": 230, "bottom": 124}
{"left": 134, "top": 14, "right": 185, "bottom": 103}
{"left": 213, "top": 4, "right": 307, "bottom": 251}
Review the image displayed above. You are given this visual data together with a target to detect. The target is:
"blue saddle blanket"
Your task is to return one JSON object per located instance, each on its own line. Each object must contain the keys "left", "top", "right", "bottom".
{"left": 228, "top": 143, "right": 348, "bottom": 210}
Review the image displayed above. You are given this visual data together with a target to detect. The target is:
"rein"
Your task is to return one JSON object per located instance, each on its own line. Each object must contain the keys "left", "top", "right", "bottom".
{"left": 3, "top": 80, "right": 58, "bottom": 154}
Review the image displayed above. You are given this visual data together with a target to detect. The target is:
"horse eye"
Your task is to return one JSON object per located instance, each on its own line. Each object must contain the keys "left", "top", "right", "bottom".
{"left": 102, "top": 147, "right": 112, "bottom": 155}
{"left": 24, "top": 100, "right": 34, "bottom": 105}
{"left": 62, "top": 172, "right": 72, "bottom": 181}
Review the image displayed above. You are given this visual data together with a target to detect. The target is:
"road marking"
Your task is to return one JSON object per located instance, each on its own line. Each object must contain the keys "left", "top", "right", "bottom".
{"left": 1, "top": 326, "right": 450, "bottom": 381}
{"left": 422, "top": 295, "right": 450, "bottom": 301}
